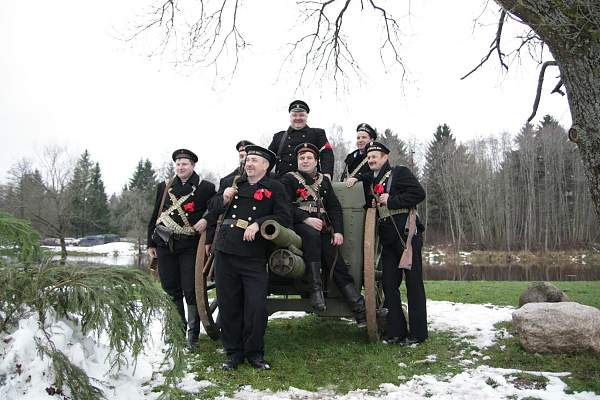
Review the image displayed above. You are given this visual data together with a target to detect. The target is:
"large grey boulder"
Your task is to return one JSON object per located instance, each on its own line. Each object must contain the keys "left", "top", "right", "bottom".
{"left": 518, "top": 281, "right": 570, "bottom": 307}
{"left": 512, "top": 302, "right": 600, "bottom": 353}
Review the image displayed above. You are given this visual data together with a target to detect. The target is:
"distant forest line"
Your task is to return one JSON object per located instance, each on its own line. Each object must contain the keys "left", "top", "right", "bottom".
{"left": 1, "top": 115, "right": 597, "bottom": 253}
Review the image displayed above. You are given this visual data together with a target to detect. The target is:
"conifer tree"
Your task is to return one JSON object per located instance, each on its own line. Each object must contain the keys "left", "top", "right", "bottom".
{"left": 424, "top": 125, "right": 453, "bottom": 239}
{"left": 69, "top": 152, "right": 111, "bottom": 236}
{"left": 88, "top": 162, "right": 111, "bottom": 233}
{"left": 69, "top": 150, "right": 94, "bottom": 237}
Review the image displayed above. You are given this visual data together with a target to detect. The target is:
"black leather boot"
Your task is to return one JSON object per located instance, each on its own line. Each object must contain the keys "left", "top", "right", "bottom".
{"left": 187, "top": 305, "right": 201, "bottom": 348}
{"left": 308, "top": 262, "right": 326, "bottom": 312}
{"left": 339, "top": 283, "right": 366, "bottom": 326}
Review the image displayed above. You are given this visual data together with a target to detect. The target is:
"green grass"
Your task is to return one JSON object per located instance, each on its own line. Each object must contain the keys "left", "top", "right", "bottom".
{"left": 422, "top": 281, "right": 600, "bottom": 308}
{"left": 187, "top": 315, "right": 472, "bottom": 399}
{"left": 175, "top": 281, "right": 600, "bottom": 398}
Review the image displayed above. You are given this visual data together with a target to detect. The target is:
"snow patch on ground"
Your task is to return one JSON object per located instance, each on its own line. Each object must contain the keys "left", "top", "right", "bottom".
{"left": 427, "top": 300, "right": 514, "bottom": 348}
{"left": 42, "top": 242, "right": 137, "bottom": 256}
{"left": 1, "top": 301, "right": 596, "bottom": 400}
{"left": 213, "top": 366, "right": 597, "bottom": 399}
{"left": 0, "top": 311, "right": 168, "bottom": 400}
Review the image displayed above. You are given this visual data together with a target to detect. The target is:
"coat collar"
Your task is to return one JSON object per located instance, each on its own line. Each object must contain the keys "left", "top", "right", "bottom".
{"left": 287, "top": 125, "right": 310, "bottom": 134}
{"left": 174, "top": 171, "right": 199, "bottom": 186}
{"left": 238, "top": 173, "right": 273, "bottom": 189}
{"left": 373, "top": 161, "right": 391, "bottom": 181}
{"left": 296, "top": 170, "right": 319, "bottom": 184}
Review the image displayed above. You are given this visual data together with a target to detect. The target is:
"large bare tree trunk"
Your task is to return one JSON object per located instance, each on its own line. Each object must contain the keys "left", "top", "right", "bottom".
{"left": 495, "top": 0, "right": 600, "bottom": 221}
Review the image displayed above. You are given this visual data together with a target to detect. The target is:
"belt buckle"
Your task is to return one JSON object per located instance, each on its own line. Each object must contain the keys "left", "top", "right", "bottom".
{"left": 235, "top": 219, "right": 249, "bottom": 229}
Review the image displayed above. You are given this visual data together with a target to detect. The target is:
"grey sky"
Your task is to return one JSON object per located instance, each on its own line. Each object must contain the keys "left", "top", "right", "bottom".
{"left": 0, "top": 0, "right": 571, "bottom": 194}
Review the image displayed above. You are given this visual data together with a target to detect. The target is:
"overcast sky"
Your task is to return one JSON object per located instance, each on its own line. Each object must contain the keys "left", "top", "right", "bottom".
{"left": 0, "top": 0, "right": 571, "bottom": 194}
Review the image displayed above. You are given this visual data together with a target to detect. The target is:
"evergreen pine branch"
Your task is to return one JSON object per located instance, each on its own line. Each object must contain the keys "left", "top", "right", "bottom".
{"left": 1, "top": 259, "right": 187, "bottom": 398}
{"left": 0, "top": 211, "right": 41, "bottom": 263}
{"left": 37, "top": 340, "right": 105, "bottom": 400}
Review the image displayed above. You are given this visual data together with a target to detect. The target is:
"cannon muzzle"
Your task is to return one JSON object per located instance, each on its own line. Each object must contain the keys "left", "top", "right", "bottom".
{"left": 260, "top": 219, "right": 302, "bottom": 249}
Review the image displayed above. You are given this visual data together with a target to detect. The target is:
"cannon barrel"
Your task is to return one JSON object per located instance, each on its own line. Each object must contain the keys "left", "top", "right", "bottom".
{"left": 260, "top": 219, "right": 302, "bottom": 250}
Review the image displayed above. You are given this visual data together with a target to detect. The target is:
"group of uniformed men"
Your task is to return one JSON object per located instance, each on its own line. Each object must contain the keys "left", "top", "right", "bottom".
{"left": 147, "top": 100, "right": 428, "bottom": 371}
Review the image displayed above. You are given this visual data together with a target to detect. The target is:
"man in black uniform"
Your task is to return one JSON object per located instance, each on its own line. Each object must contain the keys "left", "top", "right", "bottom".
{"left": 342, "top": 123, "right": 377, "bottom": 186}
{"left": 147, "top": 149, "right": 216, "bottom": 347}
{"left": 268, "top": 100, "right": 334, "bottom": 179}
{"left": 210, "top": 145, "right": 291, "bottom": 371}
{"left": 280, "top": 143, "right": 366, "bottom": 324}
{"left": 365, "top": 142, "right": 427, "bottom": 345}
{"left": 206, "top": 140, "right": 254, "bottom": 255}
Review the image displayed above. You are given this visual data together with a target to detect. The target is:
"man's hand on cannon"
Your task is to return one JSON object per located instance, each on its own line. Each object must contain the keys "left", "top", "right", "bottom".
{"left": 193, "top": 218, "right": 208, "bottom": 233}
{"left": 243, "top": 222, "right": 260, "bottom": 241}
{"left": 331, "top": 232, "right": 344, "bottom": 246}
{"left": 345, "top": 177, "right": 358, "bottom": 188}
{"left": 223, "top": 187, "right": 237, "bottom": 204}
{"left": 303, "top": 217, "right": 323, "bottom": 232}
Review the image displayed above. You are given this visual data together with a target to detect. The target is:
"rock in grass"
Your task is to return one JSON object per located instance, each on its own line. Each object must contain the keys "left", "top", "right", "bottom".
{"left": 512, "top": 302, "right": 600, "bottom": 353}
{"left": 518, "top": 281, "right": 570, "bottom": 307}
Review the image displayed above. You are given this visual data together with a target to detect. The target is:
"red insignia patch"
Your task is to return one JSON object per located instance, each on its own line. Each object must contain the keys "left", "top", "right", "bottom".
{"left": 183, "top": 202, "right": 195, "bottom": 212}
{"left": 296, "top": 188, "right": 309, "bottom": 200}
{"left": 253, "top": 188, "right": 272, "bottom": 201}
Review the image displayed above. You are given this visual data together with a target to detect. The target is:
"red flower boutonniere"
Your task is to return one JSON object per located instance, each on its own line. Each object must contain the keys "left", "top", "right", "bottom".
{"left": 253, "top": 188, "right": 272, "bottom": 201}
{"left": 373, "top": 184, "right": 385, "bottom": 195}
{"left": 296, "top": 188, "right": 309, "bottom": 200}
{"left": 183, "top": 202, "right": 195, "bottom": 212}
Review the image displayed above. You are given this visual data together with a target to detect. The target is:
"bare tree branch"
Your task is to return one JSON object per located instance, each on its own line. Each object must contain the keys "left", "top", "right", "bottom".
{"left": 461, "top": 10, "right": 507, "bottom": 80}
{"left": 550, "top": 78, "right": 565, "bottom": 96}
{"left": 527, "top": 60, "right": 558, "bottom": 123}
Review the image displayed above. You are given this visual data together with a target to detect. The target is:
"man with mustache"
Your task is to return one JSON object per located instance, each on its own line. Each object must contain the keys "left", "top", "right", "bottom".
{"left": 147, "top": 149, "right": 216, "bottom": 348}
{"left": 365, "top": 141, "right": 428, "bottom": 346}
{"left": 280, "top": 143, "right": 366, "bottom": 324}
{"left": 210, "top": 145, "right": 292, "bottom": 371}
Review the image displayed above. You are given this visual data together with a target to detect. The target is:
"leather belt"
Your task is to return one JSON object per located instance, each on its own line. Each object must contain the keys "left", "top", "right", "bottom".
{"left": 378, "top": 207, "right": 409, "bottom": 221}
{"left": 298, "top": 204, "right": 326, "bottom": 214}
{"left": 222, "top": 218, "right": 250, "bottom": 229}
{"left": 172, "top": 232, "right": 198, "bottom": 240}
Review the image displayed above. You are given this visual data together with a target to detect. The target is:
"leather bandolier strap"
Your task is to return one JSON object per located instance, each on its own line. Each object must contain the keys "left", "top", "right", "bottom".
{"left": 157, "top": 185, "right": 198, "bottom": 235}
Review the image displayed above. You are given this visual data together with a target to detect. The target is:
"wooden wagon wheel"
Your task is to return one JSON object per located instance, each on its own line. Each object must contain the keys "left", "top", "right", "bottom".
{"left": 363, "top": 208, "right": 385, "bottom": 342}
{"left": 194, "top": 232, "right": 220, "bottom": 340}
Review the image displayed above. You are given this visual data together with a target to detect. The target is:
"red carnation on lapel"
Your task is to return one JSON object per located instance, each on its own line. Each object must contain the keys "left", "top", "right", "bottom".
{"left": 183, "top": 202, "right": 195, "bottom": 212}
{"left": 296, "top": 188, "right": 309, "bottom": 200}
{"left": 253, "top": 188, "right": 272, "bottom": 201}
{"left": 373, "top": 184, "right": 385, "bottom": 194}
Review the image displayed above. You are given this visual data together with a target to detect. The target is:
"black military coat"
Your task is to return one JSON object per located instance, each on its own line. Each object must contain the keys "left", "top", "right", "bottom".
{"left": 209, "top": 174, "right": 292, "bottom": 258}
{"left": 147, "top": 172, "right": 216, "bottom": 247}
{"left": 280, "top": 171, "right": 344, "bottom": 234}
{"left": 268, "top": 126, "right": 334, "bottom": 177}
{"left": 340, "top": 149, "right": 370, "bottom": 182}
{"left": 364, "top": 162, "right": 425, "bottom": 247}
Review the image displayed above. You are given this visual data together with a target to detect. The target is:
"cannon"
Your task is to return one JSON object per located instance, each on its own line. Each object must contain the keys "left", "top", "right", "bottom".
{"left": 195, "top": 182, "right": 385, "bottom": 342}
{"left": 260, "top": 219, "right": 305, "bottom": 279}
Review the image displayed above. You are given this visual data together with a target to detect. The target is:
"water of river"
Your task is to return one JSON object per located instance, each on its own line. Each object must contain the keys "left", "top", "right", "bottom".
{"left": 60, "top": 254, "right": 600, "bottom": 281}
